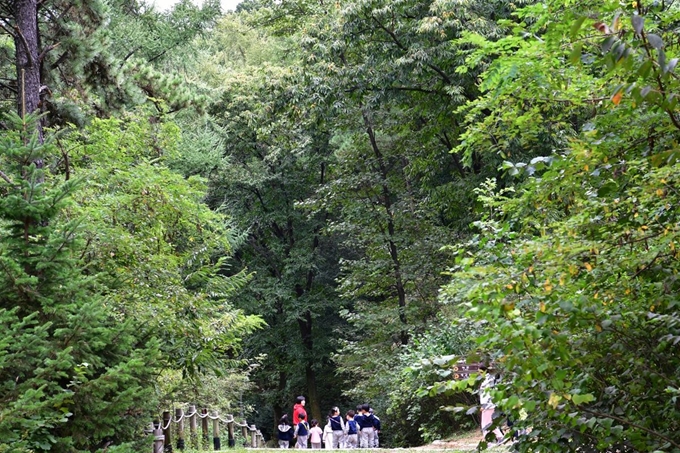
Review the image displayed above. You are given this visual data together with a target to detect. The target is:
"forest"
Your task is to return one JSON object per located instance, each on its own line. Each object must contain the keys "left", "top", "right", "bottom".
{"left": 0, "top": 0, "right": 678, "bottom": 452}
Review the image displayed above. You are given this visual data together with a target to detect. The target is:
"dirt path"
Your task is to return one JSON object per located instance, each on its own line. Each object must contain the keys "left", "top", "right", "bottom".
{"left": 414, "top": 431, "right": 482, "bottom": 451}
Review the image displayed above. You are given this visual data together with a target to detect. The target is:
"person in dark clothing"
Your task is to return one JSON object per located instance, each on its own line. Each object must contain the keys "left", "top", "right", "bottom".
{"left": 278, "top": 414, "right": 294, "bottom": 448}
{"left": 328, "top": 406, "right": 346, "bottom": 448}
{"left": 355, "top": 404, "right": 375, "bottom": 448}
{"left": 370, "top": 408, "right": 381, "bottom": 447}
{"left": 295, "top": 413, "right": 310, "bottom": 449}
{"left": 345, "top": 410, "right": 359, "bottom": 448}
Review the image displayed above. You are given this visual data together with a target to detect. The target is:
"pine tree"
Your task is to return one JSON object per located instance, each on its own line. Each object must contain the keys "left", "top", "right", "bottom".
{"left": 0, "top": 113, "right": 160, "bottom": 452}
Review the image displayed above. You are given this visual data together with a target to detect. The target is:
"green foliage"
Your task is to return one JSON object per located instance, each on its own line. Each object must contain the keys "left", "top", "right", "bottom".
{"left": 435, "top": 1, "right": 680, "bottom": 451}
{"left": 0, "top": 113, "right": 160, "bottom": 452}
{"left": 61, "top": 108, "right": 265, "bottom": 379}
{"left": 203, "top": 59, "right": 346, "bottom": 423}
{"left": 383, "top": 316, "right": 480, "bottom": 446}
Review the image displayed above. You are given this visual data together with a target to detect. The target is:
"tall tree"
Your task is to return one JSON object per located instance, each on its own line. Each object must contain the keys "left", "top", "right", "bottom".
{"left": 435, "top": 0, "right": 680, "bottom": 450}
{"left": 0, "top": 113, "right": 160, "bottom": 452}
{"left": 205, "top": 65, "right": 344, "bottom": 426}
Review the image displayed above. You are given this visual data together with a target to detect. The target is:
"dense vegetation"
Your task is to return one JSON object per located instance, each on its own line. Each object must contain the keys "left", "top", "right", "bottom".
{"left": 0, "top": 0, "right": 678, "bottom": 452}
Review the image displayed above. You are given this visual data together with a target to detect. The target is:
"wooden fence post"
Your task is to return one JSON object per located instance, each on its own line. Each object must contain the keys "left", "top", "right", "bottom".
{"left": 176, "top": 408, "right": 185, "bottom": 450}
{"left": 250, "top": 424, "right": 257, "bottom": 448}
{"left": 241, "top": 421, "right": 248, "bottom": 447}
{"left": 201, "top": 408, "right": 210, "bottom": 449}
{"left": 163, "top": 411, "right": 173, "bottom": 452}
{"left": 227, "top": 419, "right": 235, "bottom": 448}
{"left": 213, "top": 411, "right": 221, "bottom": 451}
{"left": 189, "top": 405, "right": 198, "bottom": 449}
{"left": 152, "top": 421, "right": 164, "bottom": 453}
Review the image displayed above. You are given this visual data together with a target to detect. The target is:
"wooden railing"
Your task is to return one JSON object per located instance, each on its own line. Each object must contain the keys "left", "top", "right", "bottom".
{"left": 150, "top": 405, "right": 265, "bottom": 452}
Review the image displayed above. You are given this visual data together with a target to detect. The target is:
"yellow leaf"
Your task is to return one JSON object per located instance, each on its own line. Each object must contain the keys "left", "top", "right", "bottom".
{"left": 506, "top": 284, "right": 514, "bottom": 290}
{"left": 593, "top": 292, "right": 599, "bottom": 299}
{"left": 612, "top": 91, "right": 623, "bottom": 105}
{"left": 548, "top": 393, "right": 562, "bottom": 409}
{"left": 503, "top": 302, "right": 516, "bottom": 311}
{"left": 584, "top": 164, "right": 589, "bottom": 171}
{"left": 656, "top": 188, "right": 664, "bottom": 196}
{"left": 544, "top": 279, "right": 553, "bottom": 292}
{"left": 625, "top": 288, "right": 631, "bottom": 295}
{"left": 584, "top": 262, "right": 593, "bottom": 271}
{"left": 650, "top": 305, "right": 655, "bottom": 312}
{"left": 539, "top": 301, "right": 546, "bottom": 313}
{"left": 559, "top": 274, "right": 566, "bottom": 286}
{"left": 595, "top": 323, "right": 602, "bottom": 332}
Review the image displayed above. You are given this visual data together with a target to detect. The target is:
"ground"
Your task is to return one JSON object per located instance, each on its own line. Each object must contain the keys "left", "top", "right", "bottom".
{"left": 416, "top": 431, "right": 482, "bottom": 451}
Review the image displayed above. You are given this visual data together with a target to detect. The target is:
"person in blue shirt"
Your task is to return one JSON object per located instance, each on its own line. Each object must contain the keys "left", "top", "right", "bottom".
{"left": 355, "top": 404, "right": 375, "bottom": 448}
{"left": 295, "top": 413, "right": 310, "bottom": 449}
{"left": 370, "top": 408, "right": 381, "bottom": 447}
{"left": 345, "top": 410, "right": 359, "bottom": 448}
{"left": 328, "top": 406, "right": 346, "bottom": 448}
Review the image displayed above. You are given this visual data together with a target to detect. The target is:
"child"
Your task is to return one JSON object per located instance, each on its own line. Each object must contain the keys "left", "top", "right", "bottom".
{"left": 278, "top": 414, "right": 294, "bottom": 449}
{"left": 295, "top": 413, "right": 310, "bottom": 449}
{"left": 345, "top": 410, "right": 358, "bottom": 448}
{"left": 323, "top": 418, "right": 333, "bottom": 449}
{"left": 309, "top": 419, "right": 323, "bottom": 449}
{"left": 370, "top": 408, "right": 381, "bottom": 447}
{"left": 479, "top": 367, "right": 503, "bottom": 443}
{"left": 357, "top": 404, "right": 375, "bottom": 448}
{"left": 328, "top": 407, "right": 346, "bottom": 448}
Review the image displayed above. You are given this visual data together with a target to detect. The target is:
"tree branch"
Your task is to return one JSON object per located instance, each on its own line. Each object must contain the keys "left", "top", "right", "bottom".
{"left": 14, "top": 26, "right": 33, "bottom": 68}
{"left": 370, "top": 15, "right": 453, "bottom": 86}
{"left": 0, "top": 169, "right": 13, "bottom": 184}
{"left": 580, "top": 407, "right": 680, "bottom": 449}
{"left": 38, "top": 42, "right": 60, "bottom": 63}
{"left": 0, "top": 17, "right": 15, "bottom": 38}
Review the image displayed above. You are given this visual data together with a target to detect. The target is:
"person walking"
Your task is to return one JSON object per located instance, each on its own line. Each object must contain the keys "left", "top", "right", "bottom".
{"left": 323, "top": 417, "right": 333, "bottom": 449}
{"left": 345, "top": 410, "right": 359, "bottom": 448}
{"left": 295, "top": 413, "right": 310, "bottom": 449}
{"left": 309, "top": 419, "right": 323, "bottom": 449}
{"left": 328, "top": 407, "right": 346, "bottom": 448}
{"left": 479, "top": 366, "right": 503, "bottom": 443}
{"left": 293, "top": 396, "right": 308, "bottom": 426}
{"left": 356, "top": 404, "right": 375, "bottom": 448}
{"left": 278, "top": 414, "right": 294, "bottom": 448}
{"left": 370, "top": 408, "right": 381, "bottom": 447}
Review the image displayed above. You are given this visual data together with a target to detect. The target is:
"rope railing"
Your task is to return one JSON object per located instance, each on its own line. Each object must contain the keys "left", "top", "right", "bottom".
{"left": 149, "top": 404, "right": 265, "bottom": 453}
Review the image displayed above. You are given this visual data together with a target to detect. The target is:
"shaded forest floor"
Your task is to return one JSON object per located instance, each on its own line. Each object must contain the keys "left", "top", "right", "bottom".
{"left": 414, "top": 431, "right": 483, "bottom": 451}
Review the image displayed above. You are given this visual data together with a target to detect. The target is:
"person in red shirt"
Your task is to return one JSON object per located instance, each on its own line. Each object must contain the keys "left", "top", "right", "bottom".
{"left": 293, "top": 395, "right": 307, "bottom": 426}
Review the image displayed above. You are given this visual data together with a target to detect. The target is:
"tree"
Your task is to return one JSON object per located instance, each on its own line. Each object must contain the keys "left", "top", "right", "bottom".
{"left": 205, "top": 64, "right": 344, "bottom": 427}
{"left": 61, "top": 107, "right": 265, "bottom": 380}
{"left": 0, "top": 113, "right": 160, "bottom": 453}
{"left": 434, "top": 1, "right": 680, "bottom": 451}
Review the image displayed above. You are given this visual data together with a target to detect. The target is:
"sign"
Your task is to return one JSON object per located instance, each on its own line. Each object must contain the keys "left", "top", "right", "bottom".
{"left": 452, "top": 361, "right": 482, "bottom": 380}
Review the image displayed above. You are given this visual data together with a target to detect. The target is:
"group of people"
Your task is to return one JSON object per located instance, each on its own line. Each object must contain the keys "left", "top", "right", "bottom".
{"left": 277, "top": 396, "right": 382, "bottom": 449}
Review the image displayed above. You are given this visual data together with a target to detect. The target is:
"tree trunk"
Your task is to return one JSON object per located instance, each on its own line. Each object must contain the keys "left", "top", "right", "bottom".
{"left": 362, "top": 109, "right": 409, "bottom": 345}
{"left": 14, "top": 0, "right": 43, "bottom": 143}
{"left": 296, "top": 303, "right": 321, "bottom": 423}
